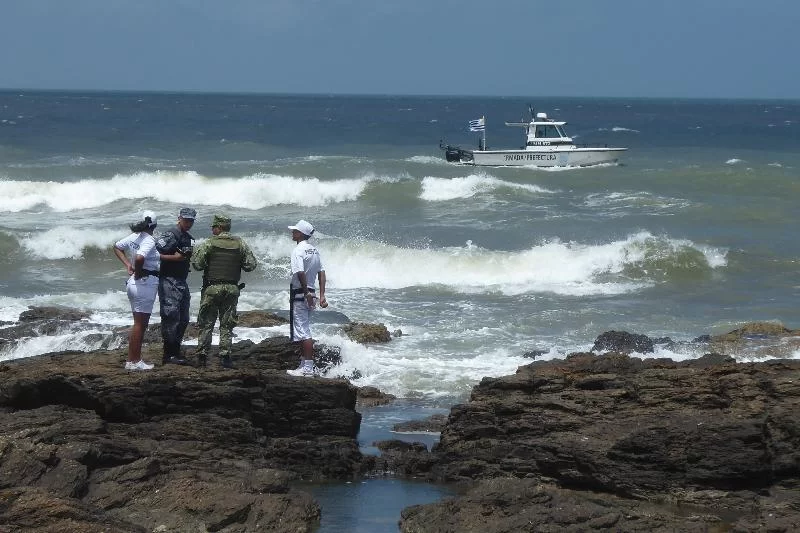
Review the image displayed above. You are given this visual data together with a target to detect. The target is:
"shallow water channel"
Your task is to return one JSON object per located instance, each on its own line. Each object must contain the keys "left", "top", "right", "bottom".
{"left": 302, "top": 400, "right": 456, "bottom": 532}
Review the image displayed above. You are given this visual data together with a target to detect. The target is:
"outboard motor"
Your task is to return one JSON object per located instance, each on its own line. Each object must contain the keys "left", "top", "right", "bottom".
{"left": 439, "top": 140, "right": 473, "bottom": 163}
{"left": 445, "top": 146, "right": 463, "bottom": 162}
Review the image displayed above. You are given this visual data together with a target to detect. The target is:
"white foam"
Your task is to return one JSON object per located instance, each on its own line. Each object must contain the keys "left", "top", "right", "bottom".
{"left": 406, "top": 155, "right": 448, "bottom": 165}
{"left": 0, "top": 171, "right": 371, "bottom": 212}
{"left": 246, "top": 230, "right": 727, "bottom": 297}
{"left": 598, "top": 127, "right": 639, "bottom": 133}
{"left": 726, "top": 158, "right": 744, "bottom": 165}
{"left": 0, "top": 330, "right": 118, "bottom": 363}
{"left": 313, "top": 333, "right": 532, "bottom": 398}
{"left": 419, "top": 175, "right": 552, "bottom": 201}
{"left": 20, "top": 227, "right": 122, "bottom": 259}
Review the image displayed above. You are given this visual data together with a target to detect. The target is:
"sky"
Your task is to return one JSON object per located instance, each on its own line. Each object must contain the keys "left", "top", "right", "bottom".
{"left": 2, "top": 0, "right": 798, "bottom": 99}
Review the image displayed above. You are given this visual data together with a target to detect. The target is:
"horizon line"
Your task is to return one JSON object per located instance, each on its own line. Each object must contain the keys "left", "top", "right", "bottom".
{"left": 0, "top": 87, "right": 798, "bottom": 103}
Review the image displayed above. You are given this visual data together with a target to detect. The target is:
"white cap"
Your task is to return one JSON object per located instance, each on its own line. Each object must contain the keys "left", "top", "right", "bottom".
{"left": 142, "top": 210, "right": 158, "bottom": 228}
{"left": 288, "top": 220, "right": 314, "bottom": 236}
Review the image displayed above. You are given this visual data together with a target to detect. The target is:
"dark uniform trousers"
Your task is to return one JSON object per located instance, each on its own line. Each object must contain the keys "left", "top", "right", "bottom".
{"left": 159, "top": 276, "right": 190, "bottom": 357}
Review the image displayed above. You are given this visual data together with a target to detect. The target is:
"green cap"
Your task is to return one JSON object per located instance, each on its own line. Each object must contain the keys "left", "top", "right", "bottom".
{"left": 212, "top": 214, "right": 231, "bottom": 228}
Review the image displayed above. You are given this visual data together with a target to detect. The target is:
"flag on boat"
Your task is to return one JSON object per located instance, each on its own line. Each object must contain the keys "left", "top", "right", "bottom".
{"left": 469, "top": 117, "right": 485, "bottom": 132}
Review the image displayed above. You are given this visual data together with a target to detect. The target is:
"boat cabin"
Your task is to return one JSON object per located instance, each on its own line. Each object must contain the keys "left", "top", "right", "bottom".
{"left": 527, "top": 113, "right": 572, "bottom": 146}
{"left": 504, "top": 112, "right": 574, "bottom": 148}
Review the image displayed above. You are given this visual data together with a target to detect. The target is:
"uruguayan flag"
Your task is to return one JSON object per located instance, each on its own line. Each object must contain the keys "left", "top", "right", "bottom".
{"left": 468, "top": 117, "right": 485, "bottom": 132}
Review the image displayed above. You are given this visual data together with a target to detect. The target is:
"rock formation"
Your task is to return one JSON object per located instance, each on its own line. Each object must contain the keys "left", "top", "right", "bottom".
{"left": 0, "top": 337, "right": 364, "bottom": 532}
{"left": 398, "top": 349, "right": 800, "bottom": 532}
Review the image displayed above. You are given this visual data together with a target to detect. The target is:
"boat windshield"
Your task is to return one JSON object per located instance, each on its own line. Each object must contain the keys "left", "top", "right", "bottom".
{"left": 534, "top": 124, "right": 565, "bottom": 139}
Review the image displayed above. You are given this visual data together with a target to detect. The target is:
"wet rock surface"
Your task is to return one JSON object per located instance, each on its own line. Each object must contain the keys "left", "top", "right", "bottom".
{"left": 6, "top": 311, "right": 800, "bottom": 532}
{"left": 395, "top": 348, "right": 800, "bottom": 532}
{"left": 342, "top": 322, "right": 392, "bottom": 343}
{"left": 0, "top": 337, "right": 363, "bottom": 532}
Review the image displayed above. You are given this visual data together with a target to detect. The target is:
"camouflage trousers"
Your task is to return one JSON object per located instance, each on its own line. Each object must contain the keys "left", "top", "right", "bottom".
{"left": 195, "top": 284, "right": 240, "bottom": 357}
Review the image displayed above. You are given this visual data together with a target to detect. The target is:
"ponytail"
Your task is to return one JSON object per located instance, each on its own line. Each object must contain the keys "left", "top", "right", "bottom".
{"left": 130, "top": 214, "right": 156, "bottom": 233}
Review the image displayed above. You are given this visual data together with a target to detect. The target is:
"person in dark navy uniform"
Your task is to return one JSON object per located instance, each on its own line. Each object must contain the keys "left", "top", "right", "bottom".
{"left": 155, "top": 206, "right": 196, "bottom": 364}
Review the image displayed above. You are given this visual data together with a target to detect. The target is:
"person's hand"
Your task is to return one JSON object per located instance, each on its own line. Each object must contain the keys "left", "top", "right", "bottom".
{"left": 305, "top": 293, "right": 316, "bottom": 309}
{"left": 127, "top": 264, "right": 135, "bottom": 276}
{"left": 319, "top": 296, "right": 328, "bottom": 308}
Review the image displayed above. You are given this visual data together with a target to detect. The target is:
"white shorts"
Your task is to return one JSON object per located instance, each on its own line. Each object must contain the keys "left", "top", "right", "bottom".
{"left": 126, "top": 276, "right": 158, "bottom": 314}
{"left": 291, "top": 299, "right": 313, "bottom": 341}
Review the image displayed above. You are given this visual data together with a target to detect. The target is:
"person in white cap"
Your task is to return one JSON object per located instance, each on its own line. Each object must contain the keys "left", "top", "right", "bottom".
{"left": 112, "top": 211, "right": 160, "bottom": 371}
{"left": 286, "top": 220, "right": 328, "bottom": 377}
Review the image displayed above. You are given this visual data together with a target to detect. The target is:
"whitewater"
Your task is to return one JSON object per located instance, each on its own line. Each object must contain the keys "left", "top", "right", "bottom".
{"left": 2, "top": 91, "right": 800, "bottom": 400}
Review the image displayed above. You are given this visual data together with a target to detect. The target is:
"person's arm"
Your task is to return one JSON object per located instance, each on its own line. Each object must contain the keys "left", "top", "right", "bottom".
{"left": 241, "top": 241, "right": 258, "bottom": 272}
{"left": 318, "top": 270, "right": 328, "bottom": 308}
{"left": 133, "top": 254, "right": 146, "bottom": 279}
{"left": 156, "top": 231, "right": 187, "bottom": 262}
{"left": 160, "top": 250, "right": 184, "bottom": 262}
{"left": 297, "top": 271, "right": 315, "bottom": 308}
{"left": 190, "top": 242, "right": 208, "bottom": 271}
{"left": 113, "top": 246, "right": 134, "bottom": 276}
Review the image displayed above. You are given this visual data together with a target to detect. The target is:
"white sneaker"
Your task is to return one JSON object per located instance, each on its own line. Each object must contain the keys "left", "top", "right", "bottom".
{"left": 124, "top": 360, "right": 154, "bottom": 371}
{"left": 287, "top": 361, "right": 316, "bottom": 377}
{"left": 301, "top": 362, "right": 316, "bottom": 376}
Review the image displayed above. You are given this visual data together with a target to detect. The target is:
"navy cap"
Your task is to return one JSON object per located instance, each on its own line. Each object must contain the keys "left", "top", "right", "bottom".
{"left": 179, "top": 207, "right": 196, "bottom": 219}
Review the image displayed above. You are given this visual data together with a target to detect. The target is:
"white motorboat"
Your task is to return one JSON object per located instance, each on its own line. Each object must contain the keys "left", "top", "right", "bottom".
{"left": 441, "top": 109, "right": 627, "bottom": 167}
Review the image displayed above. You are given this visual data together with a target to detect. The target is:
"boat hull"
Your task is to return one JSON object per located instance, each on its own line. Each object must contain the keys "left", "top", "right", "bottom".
{"left": 470, "top": 147, "right": 626, "bottom": 167}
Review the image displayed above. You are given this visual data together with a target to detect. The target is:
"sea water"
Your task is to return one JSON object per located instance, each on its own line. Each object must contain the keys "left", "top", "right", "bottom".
{"left": 1, "top": 91, "right": 799, "bottom": 528}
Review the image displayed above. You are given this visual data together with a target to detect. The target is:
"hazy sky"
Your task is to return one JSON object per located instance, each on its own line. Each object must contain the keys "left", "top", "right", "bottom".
{"left": 3, "top": 0, "right": 798, "bottom": 99}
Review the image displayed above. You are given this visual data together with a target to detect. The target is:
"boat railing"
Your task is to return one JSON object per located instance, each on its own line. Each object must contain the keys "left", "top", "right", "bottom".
{"left": 574, "top": 142, "right": 614, "bottom": 148}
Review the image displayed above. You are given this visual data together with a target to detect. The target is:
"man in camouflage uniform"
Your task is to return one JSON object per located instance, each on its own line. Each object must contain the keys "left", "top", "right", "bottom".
{"left": 191, "top": 214, "right": 258, "bottom": 368}
{"left": 156, "top": 207, "right": 196, "bottom": 364}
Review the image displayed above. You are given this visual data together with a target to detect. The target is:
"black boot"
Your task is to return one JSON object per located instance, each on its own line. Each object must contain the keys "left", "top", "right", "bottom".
{"left": 163, "top": 342, "right": 187, "bottom": 365}
{"left": 220, "top": 355, "right": 234, "bottom": 369}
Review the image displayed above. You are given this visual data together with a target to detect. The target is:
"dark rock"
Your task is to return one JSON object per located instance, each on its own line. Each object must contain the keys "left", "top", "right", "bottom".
{"left": 342, "top": 322, "right": 392, "bottom": 343}
{"left": 400, "top": 478, "right": 738, "bottom": 533}
{"left": 19, "top": 306, "right": 92, "bottom": 322}
{"left": 371, "top": 440, "right": 437, "bottom": 477}
{"left": 393, "top": 414, "right": 447, "bottom": 433}
{"left": 357, "top": 386, "right": 396, "bottom": 407}
{"left": 592, "top": 330, "right": 655, "bottom": 353}
{"left": 236, "top": 310, "right": 289, "bottom": 328}
{"left": 407, "top": 352, "right": 800, "bottom": 531}
{"left": 522, "top": 349, "right": 547, "bottom": 359}
{"left": 712, "top": 321, "right": 793, "bottom": 342}
{"left": 0, "top": 339, "right": 367, "bottom": 531}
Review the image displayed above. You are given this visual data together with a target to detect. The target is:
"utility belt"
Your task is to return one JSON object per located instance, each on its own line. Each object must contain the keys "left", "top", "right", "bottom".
{"left": 204, "top": 279, "right": 246, "bottom": 289}
{"left": 290, "top": 286, "right": 315, "bottom": 301}
{"left": 142, "top": 269, "right": 160, "bottom": 278}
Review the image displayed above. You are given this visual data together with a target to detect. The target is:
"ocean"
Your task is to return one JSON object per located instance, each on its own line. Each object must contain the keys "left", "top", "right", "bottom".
{"left": 1, "top": 90, "right": 799, "bottom": 530}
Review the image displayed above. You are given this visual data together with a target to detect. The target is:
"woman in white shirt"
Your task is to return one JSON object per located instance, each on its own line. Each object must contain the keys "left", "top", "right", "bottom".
{"left": 113, "top": 211, "right": 160, "bottom": 371}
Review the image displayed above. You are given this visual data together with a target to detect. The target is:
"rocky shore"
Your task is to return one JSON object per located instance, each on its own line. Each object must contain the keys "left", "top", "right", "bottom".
{"left": 2, "top": 308, "right": 800, "bottom": 532}
{"left": 394, "top": 334, "right": 800, "bottom": 532}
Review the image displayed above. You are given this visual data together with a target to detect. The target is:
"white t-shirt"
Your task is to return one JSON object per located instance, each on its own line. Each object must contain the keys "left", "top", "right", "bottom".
{"left": 290, "top": 240, "right": 324, "bottom": 290}
{"left": 115, "top": 232, "right": 160, "bottom": 272}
